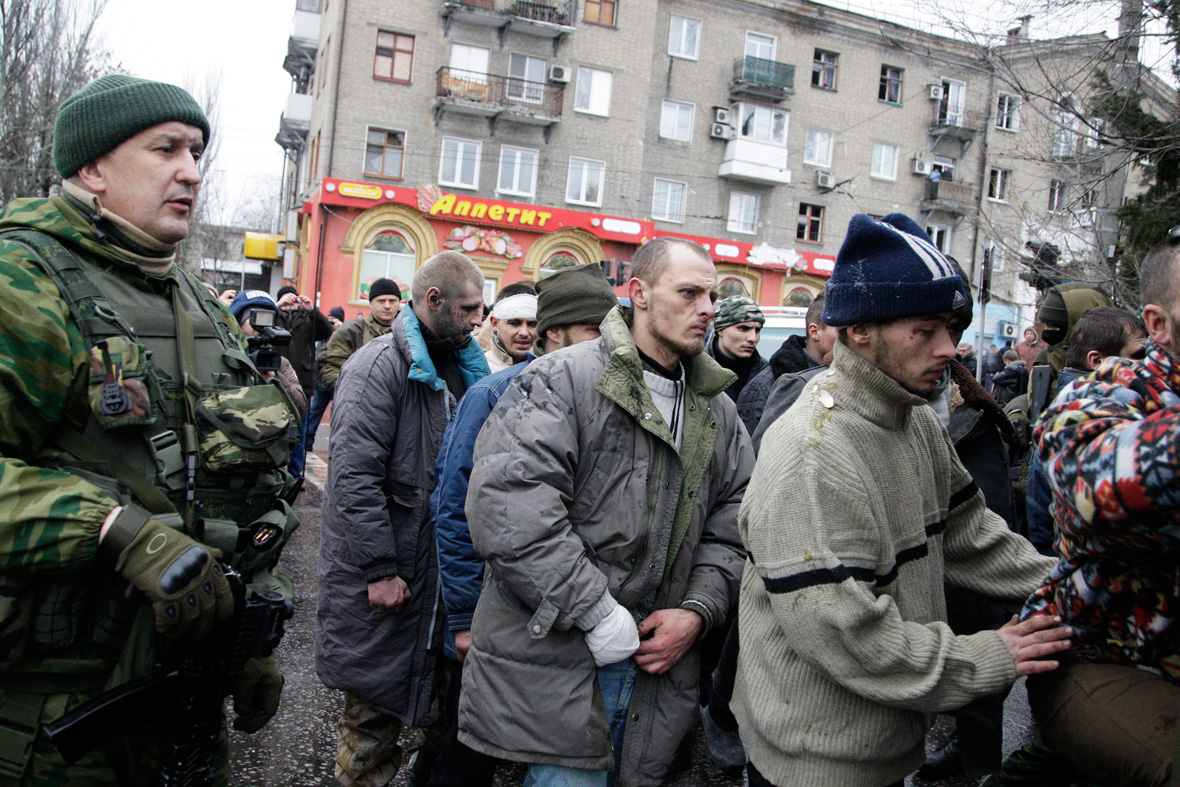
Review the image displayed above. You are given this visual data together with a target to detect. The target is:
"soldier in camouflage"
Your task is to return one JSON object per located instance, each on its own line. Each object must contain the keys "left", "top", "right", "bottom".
{"left": 0, "top": 75, "right": 297, "bottom": 786}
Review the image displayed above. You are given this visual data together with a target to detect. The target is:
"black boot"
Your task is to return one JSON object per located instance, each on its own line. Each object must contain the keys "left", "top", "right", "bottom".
{"left": 917, "top": 734, "right": 964, "bottom": 780}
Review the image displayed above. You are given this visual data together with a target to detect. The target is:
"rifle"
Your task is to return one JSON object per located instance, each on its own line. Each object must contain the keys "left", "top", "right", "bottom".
{"left": 43, "top": 567, "right": 293, "bottom": 787}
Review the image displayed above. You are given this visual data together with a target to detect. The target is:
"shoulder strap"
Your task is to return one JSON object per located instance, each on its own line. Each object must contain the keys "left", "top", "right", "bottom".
{"left": 54, "top": 424, "right": 177, "bottom": 515}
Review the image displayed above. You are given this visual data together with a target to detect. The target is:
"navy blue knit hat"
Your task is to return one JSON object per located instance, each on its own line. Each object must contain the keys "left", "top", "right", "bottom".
{"left": 822, "top": 213, "right": 966, "bottom": 327}
{"left": 229, "top": 290, "right": 278, "bottom": 321}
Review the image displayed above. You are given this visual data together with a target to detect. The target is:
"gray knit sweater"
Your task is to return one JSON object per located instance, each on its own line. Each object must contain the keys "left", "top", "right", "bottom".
{"left": 733, "top": 341, "right": 1055, "bottom": 787}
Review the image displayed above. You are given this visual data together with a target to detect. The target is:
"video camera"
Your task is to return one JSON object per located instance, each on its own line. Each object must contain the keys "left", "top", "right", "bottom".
{"left": 245, "top": 309, "right": 291, "bottom": 374}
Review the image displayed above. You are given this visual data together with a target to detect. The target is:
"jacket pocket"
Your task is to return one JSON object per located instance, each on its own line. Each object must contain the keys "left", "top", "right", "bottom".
{"left": 86, "top": 336, "right": 157, "bottom": 429}
{"left": 195, "top": 381, "right": 297, "bottom": 472}
{"left": 387, "top": 480, "right": 422, "bottom": 579}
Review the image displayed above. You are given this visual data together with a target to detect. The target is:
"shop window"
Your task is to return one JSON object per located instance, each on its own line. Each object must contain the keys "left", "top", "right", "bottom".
{"left": 363, "top": 128, "right": 405, "bottom": 179}
{"left": 784, "top": 287, "right": 814, "bottom": 307}
{"left": 360, "top": 233, "right": 414, "bottom": 301}
{"left": 718, "top": 278, "right": 749, "bottom": 299}
{"left": 812, "top": 49, "right": 838, "bottom": 90}
{"left": 541, "top": 253, "right": 581, "bottom": 277}
{"left": 374, "top": 31, "right": 414, "bottom": 83}
{"left": 797, "top": 203, "right": 824, "bottom": 243}
{"left": 584, "top": 0, "right": 616, "bottom": 25}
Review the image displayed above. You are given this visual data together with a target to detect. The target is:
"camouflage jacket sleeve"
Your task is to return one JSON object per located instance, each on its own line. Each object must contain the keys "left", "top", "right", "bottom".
{"left": 0, "top": 248, "right": 116, "bottom": 573}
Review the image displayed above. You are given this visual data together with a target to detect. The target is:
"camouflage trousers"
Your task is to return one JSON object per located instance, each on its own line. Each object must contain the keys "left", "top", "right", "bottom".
{"left": 0, "top": 688, "right": 228, "bottom": 787}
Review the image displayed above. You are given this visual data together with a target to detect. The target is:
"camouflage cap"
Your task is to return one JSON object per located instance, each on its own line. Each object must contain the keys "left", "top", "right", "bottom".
{"left": 713, "top": 296, "right": 765, "bottom": 332}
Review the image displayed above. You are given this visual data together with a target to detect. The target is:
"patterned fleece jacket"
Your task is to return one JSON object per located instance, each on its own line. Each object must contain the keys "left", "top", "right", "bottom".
{"left": 1023, "top": 340, "right": 1180, "bottom": 681}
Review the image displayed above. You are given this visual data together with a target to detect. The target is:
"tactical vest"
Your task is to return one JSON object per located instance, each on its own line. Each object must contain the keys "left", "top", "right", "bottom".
{"left": 0, "top": 230, "right": 298, "bottom": 675}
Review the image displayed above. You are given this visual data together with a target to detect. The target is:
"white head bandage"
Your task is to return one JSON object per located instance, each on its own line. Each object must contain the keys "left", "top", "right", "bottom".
{"left": 492, "top": 293, "right": 538, "bottom": 320}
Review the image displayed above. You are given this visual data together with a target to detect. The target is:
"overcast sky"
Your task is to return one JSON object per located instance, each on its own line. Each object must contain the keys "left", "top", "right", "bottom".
{"left": 93, "top": 0, "right": 1145, "bottom": 227}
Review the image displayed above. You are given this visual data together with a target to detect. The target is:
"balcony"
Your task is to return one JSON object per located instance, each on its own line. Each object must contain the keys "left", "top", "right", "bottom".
{"left": 276, "top": 93, "right": 314, "bottom": 152}
{"left": 434, "top": 67, "right": 563, "bottom": 138}
{"left": 929, "top": 109, "right": 988, "bottom": 156}
{"left": 730, "top": 56, "right": 795, "bottom": 102}
{"left": 441, "top": 0, "right": 575, "bottom": 51}
{"left": 282, "top": 8, "right": 321, "bottom": 89}
{"left": 718, "top": 139, "right": 792, "bottom": 186}
{"left": 919, "top": 178, "right": 976, "bottom": 221}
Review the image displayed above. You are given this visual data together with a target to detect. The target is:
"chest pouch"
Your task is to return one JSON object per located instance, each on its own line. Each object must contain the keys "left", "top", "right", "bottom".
{"left": 195, "top": 381, "right": 297, "bottom": 473}
{"left": 86, "top": 335, "right": 157, "bottom": 429}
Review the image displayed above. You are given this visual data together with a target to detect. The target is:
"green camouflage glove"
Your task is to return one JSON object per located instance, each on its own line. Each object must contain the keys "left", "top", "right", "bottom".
{"left": 107, "top": 507, "right": 234, "bottom": 639}
{"left": 233, "top": 655, "right": 284, "bottom": 733}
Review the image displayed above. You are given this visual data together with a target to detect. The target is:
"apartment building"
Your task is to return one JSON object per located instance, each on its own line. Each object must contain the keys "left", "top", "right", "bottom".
{"left": 275, "top": 0, "right": 1161, "bottom": 337}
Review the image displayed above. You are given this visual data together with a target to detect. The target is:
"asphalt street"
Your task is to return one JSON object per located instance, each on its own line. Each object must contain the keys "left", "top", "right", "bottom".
{"left": 227, "top": 475, "right": 1035, "bottom": 787}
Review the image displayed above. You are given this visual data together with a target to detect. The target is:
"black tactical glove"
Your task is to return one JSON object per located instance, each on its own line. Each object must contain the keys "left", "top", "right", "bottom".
{"left": 105, "top": 506, "right": 234, "bottom": 639}
{"left": 232, "top": 655, "right": 284, "bottom": 733}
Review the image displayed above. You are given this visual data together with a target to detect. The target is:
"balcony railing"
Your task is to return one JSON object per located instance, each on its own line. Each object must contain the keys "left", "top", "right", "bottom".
{"left": 512, "top": 0, "right": 573, "bottom": 25}
{"left": 921, "top": 178, "right": 976, "bottom": 214}
{"left": 731, "top": 56, "right": 795, "bottom": 101}
{"left": 435, "top": 67, "right": 563, "bottom": 119}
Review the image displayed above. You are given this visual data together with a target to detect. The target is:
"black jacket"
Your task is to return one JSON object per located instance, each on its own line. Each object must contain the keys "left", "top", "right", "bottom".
{"left": 735, "top": 334, "right": 821, "bottom": 435}
{"left": 278, "top": 307, "right": 333, "bottom": 391}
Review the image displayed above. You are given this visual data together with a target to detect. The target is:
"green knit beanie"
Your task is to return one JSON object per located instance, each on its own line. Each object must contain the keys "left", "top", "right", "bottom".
{"left": 53, "top": 75, "right": 211, "bottom": 178}
{"left": 535, "top": 263, "right": 619, "bottom": 336}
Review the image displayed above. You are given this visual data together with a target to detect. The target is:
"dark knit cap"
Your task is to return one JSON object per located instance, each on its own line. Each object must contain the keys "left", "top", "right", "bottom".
{"left": 229, "top": 290, "right": 278, "bottom": 321}
{"left": 535, "top": 263, "right": 619, "bottom": 335}
{"left": 367, "top": 278, "right": 401, "bottom": 300}
{"left": 328, "top": 306, "right": 345, "bottom": 321}
{"left": 53, "top": 74, "right": 211, "bottom": 178}
{"left": 823, "top": 213, "right": 965, "bottom": 327}
{"left": 713, "top": 296, "right": 765, "bottom": 332}
{"left": 1037, "top": 286, "right": 1070, "bottom": 328}
{"left": 276, "top": 285, "right": 298, "bottom": 300}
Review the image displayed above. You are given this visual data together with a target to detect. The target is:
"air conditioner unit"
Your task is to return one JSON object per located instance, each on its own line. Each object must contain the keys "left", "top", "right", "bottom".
{"left": 817, "top": 171, "right": 836, "bottom": 189}
{"left": 1000, "top": 322, "right": 1019, "bottom": 339}
{"left": 912, "top": 158, "right": 932, "bottom": 175}
{"left": 927, "top": 84, "right": 944, "bottom": 101}
{"left": 713, "top": 107, "right": 731, "bottom": 125}
{"left": 709, "top": 122, "right": 735, "bottom": 140}
{"left": 549, "top": 65, "right": 571, "bottom": 83}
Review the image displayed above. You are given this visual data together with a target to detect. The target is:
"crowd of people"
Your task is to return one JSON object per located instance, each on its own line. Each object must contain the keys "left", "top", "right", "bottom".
{"left": 1, "top": 74, "right": 1178, "bottom": 787}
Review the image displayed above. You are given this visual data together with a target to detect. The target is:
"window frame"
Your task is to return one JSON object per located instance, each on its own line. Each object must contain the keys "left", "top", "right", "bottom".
{"left": 651, "top": 178, "right": 688, "bottom": 223}
{"left": 879, "top": 65, "right": 903, "bottom": 104}
{"left": 745, "top": 31, "right": 776, "bottom": 60}
{"left": 668, "top": 14, "right": 702, "bottom": 60}
{"left": 727, "top": 191, "right": 759, "bottom": 235}
{"left": 584, "top": 0, "right": 617, "bottom": 26}
{"left": 987, "top": 167, "right": 1010, "bottom": 203}
{"left": 995, "top": 92, "right": 1020, "bottom": 132}
{"left": 1053, "top": 109, "right": 1078, "bottom": 158}
{"left": 925, "top": 223, "right": 951, "bottom": 254}
{"left": 1047, "top": 179, "right": 1066, "bottom": 213}
{"left": 659, "top": 99, "right": 695, "bottom": 142}
{"left": 507, "top": 52, "right": 547, "bottom": 104}
{"left": 938, "top": 79, "right": 966, "bottom": 126}
{"left": 736, "top": 102, "right": 788, "bottom": 146}
{"left": 373, "top": 30, "right": 415, "bottom": 84}
{"left": 797, "top": 202, "right": 825, "bottom": 243}
{"left": 496, "top": 145, "right": 539, "bottom": 198}
{"left": 811, "top": 49, "right": 838, "bottom": 90}
{"left": 566, "top": 156, "right": 606, "bottom": 207}
{"left": 362, "top": 126, "right": 406, "bottom": 180}
{"left": 871, "top": 142, "right": 899, "bottom": 181}
{"left": 803, "top": 129, "right": 834, "bottom": 168}
{"left": 574, "top": 66, "right": 613, "bottom": 117}
{"left": 438, "top": 136, "right": 482, "bottom": 190}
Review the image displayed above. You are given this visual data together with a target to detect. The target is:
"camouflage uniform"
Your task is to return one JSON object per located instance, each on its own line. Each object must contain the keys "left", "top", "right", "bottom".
{"left": 0, "top": 194, "right": 297, "bottom": 786}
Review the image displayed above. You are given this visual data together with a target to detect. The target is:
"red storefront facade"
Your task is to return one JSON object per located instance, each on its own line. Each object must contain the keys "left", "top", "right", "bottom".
{"left": 293, "top": 177, "right": 834, "bottom": 316}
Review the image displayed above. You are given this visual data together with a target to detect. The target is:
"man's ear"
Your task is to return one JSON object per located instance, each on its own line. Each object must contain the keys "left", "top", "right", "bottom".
{"left": 1085, "top": 349, "right": 1104, "bottom": 371}
{"left": 845, "top": 323, "right": 872, "bottom": 347}
{"left": 74, "top": 161, "right": 107, "bottom": 196}
{"left": 627, "top": 277, "right": 648, "bottom": 310}
{"left": 425, "top": 286, "right": 444, "bottom": 311}
{"left": 1143, "top": 304, "right": 1171, "bottom": 348}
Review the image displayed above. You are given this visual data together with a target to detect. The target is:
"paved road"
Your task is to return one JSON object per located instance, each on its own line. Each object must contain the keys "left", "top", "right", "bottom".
{"left": 228, "top": 483, "right": 1034, "bottom": 787}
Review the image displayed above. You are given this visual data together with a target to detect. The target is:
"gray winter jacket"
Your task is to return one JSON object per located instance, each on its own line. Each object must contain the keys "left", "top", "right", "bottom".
{"left": 315, "top": 306, "right": 488, "bottom": 723}
{"left": 458, "top": 307, "right": 753, "bottom": 785}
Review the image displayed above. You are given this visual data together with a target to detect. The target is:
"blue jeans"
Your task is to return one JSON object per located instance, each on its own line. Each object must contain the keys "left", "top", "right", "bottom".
{"left": 289, "top": 387, "right": 331, "bottom": 479}
{"left": 523, "top": 660, "right": 639, "bottom": 787}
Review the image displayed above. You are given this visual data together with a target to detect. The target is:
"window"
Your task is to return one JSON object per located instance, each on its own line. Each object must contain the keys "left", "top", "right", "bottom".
{"left": 364, "top": 128, "right": 405, "bottom": 179}
{"left": 575, "top": 67, "right": 612, "bottom": 116}
{"left": 1073, "top": 187, "right": 1097, "bottom": 226}
{"left": 584, "top": 0, "right": 616, "bottom": 24}
{"left": 995, "top": 92, "right": 1020, "bottom": 131}
{"left": 983, "top": 238, "right": 1004, "bottom": 275}
{"left": 797, "top": 203, "right": 824, "bottom": 242}
{"left": 812, "top": 49, "right": 838, "bottom": 90}
{"left": 879, "top": 65, "right": 903, "bottom": 104}
{"left": 439, "top": 137, "right": 481, "bottom": 189}
{"left": 803, "top": 130, "right": 834, "bottom": 167}
{"left": 320, "top": 38, "right": 330, "bottom": 93}
{"left": 497, "top": 146, "right": 538, "bottom": 197}
{"left": 360, "top": 234, "right": 415, "bottom": 302}
{"left": 745, "top": 32, "right": 776, "bottom": 60}
{"left": 659, "top": 99, "right": 694, "bottom": 141}
{"left": 374, "top": 31, "right": 414, "bottom": 83}
{"left": 1053, "top": 110, "right": 1078, "bottom": 157}
{"left": 926, "top": 224, "right": 951, "bottom": 253}
{"left": 987, "top": 167, "right": 1010, "bottom": 202}
{"left": 508, "top": 53, "right": 546, "bottom": 103}
{"left": 449, "top": 43, "right": 489, "bottom": 82}
{"left": 1048, "top": 179, "right": 1066, "bottom": 212}
{"left": 933, "top": 154, "right": 956, "bottom": 181}
{"left": 738, "top": 103, "right": 788, "bottom": 145}
{"left": 871, "top": 142, "right": 899, "bottom": 180}
{"left": 566, "top": 157, "right": 605, "bottom": 206}
{"left": 668, "top": 15, "right": 701, "bottom": 59}
{"left": 938, "top": 79, "right": 965, "bottom": 126}
{"left": 727, "top": 192, "right": 759, "bottom": 234}
{"left": 652, "top": 179, "right": 687, "bottom": 223}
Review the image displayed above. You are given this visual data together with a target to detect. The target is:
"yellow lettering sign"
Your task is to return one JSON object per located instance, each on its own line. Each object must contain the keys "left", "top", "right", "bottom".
{"left": 339, "top": 182, "right": 383, "bottom": 200}
{"left": 537, "top": 212, "right": 552, "bottom": 228}
{"left": 470, "top": 203, "right": 487, "bottom": 219}
{"left": 504, "top": 207, "right": 520, "bottom": 222}
{"left": 520, "top": 210, "right": 537, "bottom": 225}
{"left": 429, "top": 194, "right": 456, "bottom": 215}
{"left": 488, "top": 204, "right": 504, "bottom": 221}
{"left": 454, "top": 200, "right": 471, "bottom": 217}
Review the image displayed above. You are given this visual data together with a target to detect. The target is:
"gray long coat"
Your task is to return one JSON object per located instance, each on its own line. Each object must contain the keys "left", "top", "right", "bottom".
{"left": 315, "top": 307, "right": 487, "bottom": 723}
{"left": 458, "top": 308, "right": 753, "bottom": 785}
